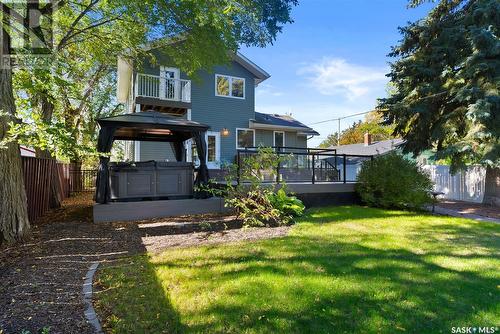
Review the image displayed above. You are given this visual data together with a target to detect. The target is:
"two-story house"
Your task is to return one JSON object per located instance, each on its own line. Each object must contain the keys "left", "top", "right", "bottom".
{"left": 116, "top": 46, "right": 319, "bottom": 171}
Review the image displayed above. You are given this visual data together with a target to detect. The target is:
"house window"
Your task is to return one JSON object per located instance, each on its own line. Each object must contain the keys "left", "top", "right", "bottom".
{"left": 273, "top": 131, "right": 285, "bottom": 148}
{"left": 236, "top": 128, "right": 255, "bottom": 149}
{"left": 215, "top": 74, "right": 245, "bottom": 99}
{"left": 207, "top": 136, "right": 216, "bottom": 162}
{"left": 191, "top": 141, "right": 199, "bottom": 166}
{"left": 206, "top": 132, "right": 220, "bottom": 168}
{"left": 231, "top": 78, "right": 244, "bottom": 98}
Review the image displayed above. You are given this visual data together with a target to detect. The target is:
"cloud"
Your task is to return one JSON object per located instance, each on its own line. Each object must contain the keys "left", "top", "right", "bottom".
{"left": 256, "top": 83, "right": 284, "bottom": 97}
{"left": 297, "top": 57, "right": 388, "bottom": 100}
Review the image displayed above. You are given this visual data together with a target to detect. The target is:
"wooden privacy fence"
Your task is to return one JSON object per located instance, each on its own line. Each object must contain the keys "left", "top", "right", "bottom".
{"left": 21, "top": 157, "right": 97, "bottom": 223}
{"left": 22, "top": 157, "right": 71, "bottom": 222}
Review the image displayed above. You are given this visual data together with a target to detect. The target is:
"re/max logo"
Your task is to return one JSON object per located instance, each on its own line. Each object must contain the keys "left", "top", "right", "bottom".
{"left": 1, "top": 0, "right": 55, "bottom": 55}
{"left": 451, "top": 327, "right": 498, "bottom": 334}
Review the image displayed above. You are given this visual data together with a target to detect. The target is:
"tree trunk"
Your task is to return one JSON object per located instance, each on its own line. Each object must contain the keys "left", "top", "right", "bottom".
{"left": 34, "top": 94, "right": 54, "bottom": 159}
{"left": 483, "top": 166, "right": 500, "bottom": 207}
{"left": 70, "top": 159, "right": 83, "bottom": 193}
{"left": 35, "top": 95, "right": 64, "bottom": 208}
{"left": 0, "top": 67, "right": 30, "bottom": 243}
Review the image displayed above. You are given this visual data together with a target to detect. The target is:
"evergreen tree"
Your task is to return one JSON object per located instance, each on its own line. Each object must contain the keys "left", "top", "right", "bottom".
{"left": 378, "top": 0, "right": 499, "bottom": 204}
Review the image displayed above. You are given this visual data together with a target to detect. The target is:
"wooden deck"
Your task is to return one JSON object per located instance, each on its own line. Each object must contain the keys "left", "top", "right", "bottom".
{"left": 93, "top": 197, "right": 228, "bottom": 223}
{"left": 93, "top": 183, "right": 357, "bottom": 223}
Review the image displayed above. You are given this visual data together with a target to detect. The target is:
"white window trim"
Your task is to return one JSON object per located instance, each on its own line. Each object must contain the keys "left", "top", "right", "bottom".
{"left": 273, "top": 131, "right": 285, "bottom": 147}
{"left": 236, "top": 128, "right": 255, "bottom": 149}
{"left": 206, "top": 131, "right": 221, "bottom": 169}
{"left": 185, "top": 109, "right": 193, "bottom": 163}
{"left": 215, "top": 74, "right": 246, "bottom": 99}
{"left": 134, "top": 141, "right": 141, "bottom": 161}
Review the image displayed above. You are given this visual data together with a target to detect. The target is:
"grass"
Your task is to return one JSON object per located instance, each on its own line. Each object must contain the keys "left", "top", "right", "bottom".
{"left": 94, "top": 206, "right": 500, "bottom": 333}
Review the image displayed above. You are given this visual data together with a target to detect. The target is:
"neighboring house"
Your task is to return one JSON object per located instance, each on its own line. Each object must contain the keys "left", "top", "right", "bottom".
{"left": 328, "top": 134, "right": 404, "bottom": 156}
{"left": 324, "top": 134, "right": 404, "bottom": 181}
{"left": 117, "top": 47, "right": 318, "bottom": 171}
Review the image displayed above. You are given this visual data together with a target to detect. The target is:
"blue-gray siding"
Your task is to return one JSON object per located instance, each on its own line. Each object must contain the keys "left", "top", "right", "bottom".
{"left": 140, "top": 142, "right": 176, "bottom": 161}
{"left": 189, "top": 62, "right": 255, "bottom": 163}
{"left": 136, "top": 51, "right": 308, "bottom": 165}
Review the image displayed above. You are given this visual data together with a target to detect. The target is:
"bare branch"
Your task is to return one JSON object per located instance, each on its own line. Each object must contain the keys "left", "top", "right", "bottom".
{"left": 57, "top": 0, "right": 101, "bottom": 50}
{"left": 58, "top": 15, "right": 120, "bottom": 50}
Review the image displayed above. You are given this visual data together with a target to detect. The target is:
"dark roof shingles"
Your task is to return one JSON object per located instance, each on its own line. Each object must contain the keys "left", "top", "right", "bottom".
{"left": 253, "top": 112, "right": 319, "bottom": 135}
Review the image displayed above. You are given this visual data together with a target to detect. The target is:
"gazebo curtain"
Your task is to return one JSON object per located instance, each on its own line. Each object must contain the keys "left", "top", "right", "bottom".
{"left": 95, "top": 126, "right": 117, "bottom": 204}
{"left": 192, "top": 131, "right": 210, "bottom": 199}
{"left": 169, "top": 141, "right": 184, "bottom": 162}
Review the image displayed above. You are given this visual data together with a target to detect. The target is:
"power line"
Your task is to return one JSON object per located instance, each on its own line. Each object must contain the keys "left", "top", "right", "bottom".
{"left": 308, "top": 110, "right": 371, "bottom": 126}
{"left": 308, "top": 110, "right": 372, "bottom": 144}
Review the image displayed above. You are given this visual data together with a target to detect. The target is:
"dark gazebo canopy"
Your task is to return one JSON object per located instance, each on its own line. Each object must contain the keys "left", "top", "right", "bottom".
{"left": 95, "top": 111, "right": 210, "bottom": 204}
{"left": 98, "top": 111, "right": 209, "bottom": 141}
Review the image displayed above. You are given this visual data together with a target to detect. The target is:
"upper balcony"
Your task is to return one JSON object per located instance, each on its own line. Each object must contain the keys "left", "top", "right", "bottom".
{"left": 134, "top": 73, "right": 191, "bottom": 114}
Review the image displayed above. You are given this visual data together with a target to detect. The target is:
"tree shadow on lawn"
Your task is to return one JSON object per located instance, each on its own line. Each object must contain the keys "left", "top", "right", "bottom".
{"left": 94, "top": 254, "right": 185, "bottom": 334}
{"left": 141, "top": 207, "right": 500, "bottom": 333}
{"left": 411, "top": 220, "right": 500, "bottom": 251}
{"left": 153, "top": 240, "right": 499, "bottom": 333}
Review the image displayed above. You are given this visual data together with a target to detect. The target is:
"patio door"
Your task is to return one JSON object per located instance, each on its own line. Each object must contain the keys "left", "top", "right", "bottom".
{"left": 186, "top": 132, "right": 220, "bottom": 169}
{"left": 160, "top": 66, "right": 180, "bottom": 100}
{"left": 206, "top": 131, "right": 220, "bottom": 169}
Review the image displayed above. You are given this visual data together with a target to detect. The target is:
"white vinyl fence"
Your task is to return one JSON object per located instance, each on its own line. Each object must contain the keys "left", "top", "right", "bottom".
{"left": 423, "top": 165, "right": 486, "bottom": 203}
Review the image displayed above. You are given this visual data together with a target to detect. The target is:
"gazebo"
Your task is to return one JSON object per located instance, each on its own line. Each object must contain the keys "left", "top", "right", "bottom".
{"left": 94, "top": 111, "right": 210, "bottom": 204}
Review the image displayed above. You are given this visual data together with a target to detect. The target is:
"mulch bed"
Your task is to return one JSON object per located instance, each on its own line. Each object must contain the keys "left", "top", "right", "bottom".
{"left": 141, "top": 221, "right": 291, "bottom": 253}
{"left": 0, "top": 193, "right": 292, "bottom": 334}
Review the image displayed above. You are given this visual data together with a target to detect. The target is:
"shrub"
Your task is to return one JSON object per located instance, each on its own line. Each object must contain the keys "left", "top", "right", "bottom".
{"left": 228, "top": 188, "right": 285, "bottom": 227}
{"left": 355, "top": 152, "right": 433, "bottom": 209}
{"left": 203, "top": 148, "right": 305, "bottom": 227}
{"left": 267, "top": 188, "right": 305, "bottom": 217}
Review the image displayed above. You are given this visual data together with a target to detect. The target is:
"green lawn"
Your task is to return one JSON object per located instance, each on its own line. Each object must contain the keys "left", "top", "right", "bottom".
{"left": 95, "top": 206, "right": 500, "bottom": 334}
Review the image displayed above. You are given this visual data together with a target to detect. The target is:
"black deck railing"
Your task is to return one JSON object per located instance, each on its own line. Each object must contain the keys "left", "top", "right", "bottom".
{"left": 236, "top": 146, "right": 373, "bottom": 185}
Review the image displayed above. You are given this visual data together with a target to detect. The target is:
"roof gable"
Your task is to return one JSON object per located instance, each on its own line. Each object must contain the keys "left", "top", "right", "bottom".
{"left": 141, "top": 38, "right": 270, "bottom": 85}
{"left": 233, "top": 52, "right": 270, "bottom": 85}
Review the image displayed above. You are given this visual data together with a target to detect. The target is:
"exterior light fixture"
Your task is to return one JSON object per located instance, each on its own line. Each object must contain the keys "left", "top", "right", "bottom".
{"left": 221, "top": 128, "right": 230, "bottom": 137}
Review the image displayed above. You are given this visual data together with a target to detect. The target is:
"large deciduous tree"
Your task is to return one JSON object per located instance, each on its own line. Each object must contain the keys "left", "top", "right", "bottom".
{"left": 1, "top": 29, "right": 29, "bottom": 242}
{"left": 378, "top": 0, "right": 500, "bottom": 205}
{"left": 0, "top": 0, "right": 298, "bottom": 243}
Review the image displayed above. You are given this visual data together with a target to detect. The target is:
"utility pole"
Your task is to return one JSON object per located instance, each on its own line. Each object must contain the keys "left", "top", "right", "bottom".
{"left": 309, "top": 110, "right": 373, "bottom": 145}
{"left": 338, "top": 118, "right": 341, "bottom": 145}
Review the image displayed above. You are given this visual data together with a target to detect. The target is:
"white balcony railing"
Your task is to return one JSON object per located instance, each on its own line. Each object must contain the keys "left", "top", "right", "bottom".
{"left": 136, "top": 73, "right": 191, "bottom": 102}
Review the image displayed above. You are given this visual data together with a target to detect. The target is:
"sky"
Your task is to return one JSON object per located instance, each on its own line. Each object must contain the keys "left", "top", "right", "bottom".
{"left": 240, "top": 0, "right": 436, "bottom": 147}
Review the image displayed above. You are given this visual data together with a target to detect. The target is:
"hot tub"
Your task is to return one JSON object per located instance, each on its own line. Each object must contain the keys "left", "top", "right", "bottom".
{"left": 109, "top": 161, "right": 194, "bottom": 201}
